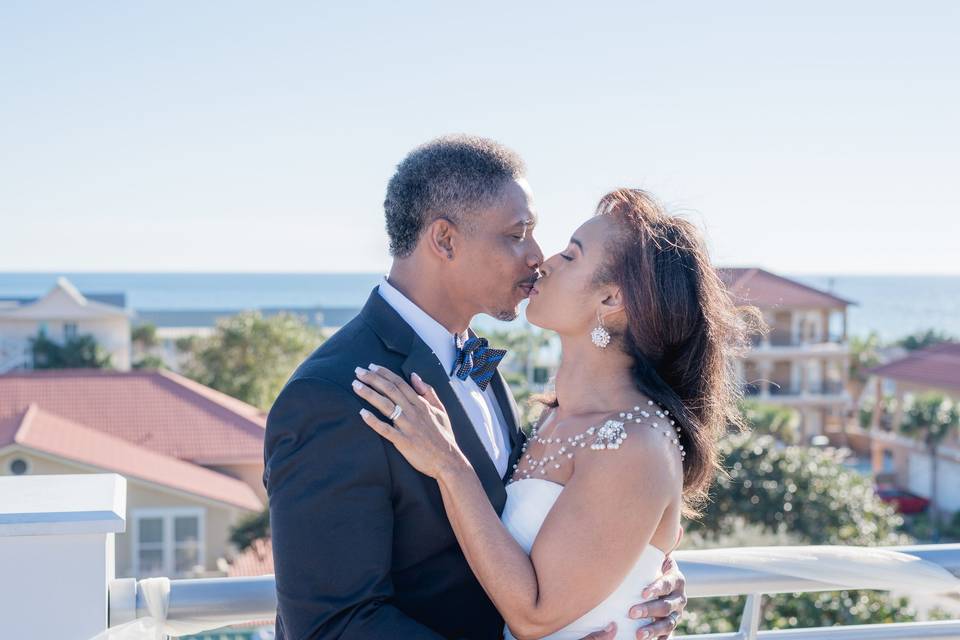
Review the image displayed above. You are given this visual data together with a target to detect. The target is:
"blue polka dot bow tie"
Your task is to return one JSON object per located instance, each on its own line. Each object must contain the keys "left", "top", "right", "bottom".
{"left": 451, "top": 335, "right": 507, "bottom": 391}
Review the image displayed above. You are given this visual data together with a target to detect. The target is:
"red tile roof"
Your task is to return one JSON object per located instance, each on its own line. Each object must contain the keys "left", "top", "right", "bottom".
{"left": 0, "top": 403, "right": 262, "bottom": 510}
{"left": 719, "top": 268, "right": 854, "bottom": 309}
{"left": 225, "top": 537, "right": 275, "bottom": 629}
{"left": 0, "top": 369, "right": 266, "bottom": 464}
{"left": 869, "top": 343, "right": 960, "bottom": 392}
{"left": 226, "top": 537, "right": 274, "bottom": 577}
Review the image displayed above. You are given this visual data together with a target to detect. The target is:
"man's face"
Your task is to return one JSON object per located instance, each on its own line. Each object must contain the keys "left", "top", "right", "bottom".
{"left": 453, "top": 178, "right": 544, "bottom": 321}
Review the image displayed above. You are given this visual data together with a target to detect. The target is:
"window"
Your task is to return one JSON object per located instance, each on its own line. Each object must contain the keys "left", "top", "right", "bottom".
{"left": 63, "top": 322, "right": 78, "bottom": 341}
{"left": 132, "top": 508, "right": 205, "bottom": 577}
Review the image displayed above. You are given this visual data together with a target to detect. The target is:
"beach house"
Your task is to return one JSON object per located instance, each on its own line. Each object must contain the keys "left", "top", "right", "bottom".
{"left": 0, "top": 276, "right": 131, "bottom": 372}
{"left": 0, "top": 368, "right": 266, "bottom": 578}
{"left": 862, "top": 343, "right": 960, "bottom": 517}
{"left": 719, "top": 268, "right": 854, "bottom": 442}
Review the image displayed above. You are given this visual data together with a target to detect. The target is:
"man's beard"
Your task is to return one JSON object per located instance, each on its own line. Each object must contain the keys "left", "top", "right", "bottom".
{"left": 493, "top": 306, "right": 520, "bottom": 322}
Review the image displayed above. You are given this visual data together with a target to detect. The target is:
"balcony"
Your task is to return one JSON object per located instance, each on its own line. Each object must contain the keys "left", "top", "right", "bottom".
{"left": 747, "top": 333, "right": 849, "bottom": 359}
{"left": 744, "top": 380, "right": 849, "bottom": 406}
{"left": 768, "top": 381, "right": 847, "bottom": 396}
{"left": 4, "top": 474, "right": 959, "bottom": 640}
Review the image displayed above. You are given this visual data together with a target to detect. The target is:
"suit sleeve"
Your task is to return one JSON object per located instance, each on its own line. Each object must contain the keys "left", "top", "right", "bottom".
{"left": 263, "top": 376, "right": 446, "bottom": 639}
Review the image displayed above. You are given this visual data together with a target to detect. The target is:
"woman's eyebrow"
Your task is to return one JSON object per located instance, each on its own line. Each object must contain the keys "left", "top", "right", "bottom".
{"left": 570, "top": 237, "right": 584, "bottom": 254}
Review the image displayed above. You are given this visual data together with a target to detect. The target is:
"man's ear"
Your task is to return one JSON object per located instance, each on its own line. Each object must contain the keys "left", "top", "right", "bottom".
{"left": 425, "top": 216, "right": 457, "bottom": 261}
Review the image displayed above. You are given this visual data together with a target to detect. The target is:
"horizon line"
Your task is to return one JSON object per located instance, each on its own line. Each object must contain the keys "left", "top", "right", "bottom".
{"left": 1, "top": 269, "right": 958, "bottom": 278}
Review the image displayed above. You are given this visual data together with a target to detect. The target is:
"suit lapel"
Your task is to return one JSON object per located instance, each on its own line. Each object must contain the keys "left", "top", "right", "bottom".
{"left": 401, "top": 337, "right": 507, "bottom": 512}
{"left": 489, "top": 368, "right": 525, "bottom": 481}
{"left": 362, "top": 287, "right": 511, "bottom": 508}
{"left": 464, "top": 326, "right": 525, "bottom": 484}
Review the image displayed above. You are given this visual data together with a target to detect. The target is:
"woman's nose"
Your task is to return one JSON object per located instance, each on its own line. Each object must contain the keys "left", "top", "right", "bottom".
{"left": 538, "top": 256, "right": 555, "bottom": 277}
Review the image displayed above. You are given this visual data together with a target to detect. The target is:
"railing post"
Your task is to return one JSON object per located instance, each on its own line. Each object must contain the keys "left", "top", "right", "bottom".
{"left": 0, "top": 473, "right": 126, "bottom": 639}
{"left": 737, "top": 593, "right": 763, "bottom": 640}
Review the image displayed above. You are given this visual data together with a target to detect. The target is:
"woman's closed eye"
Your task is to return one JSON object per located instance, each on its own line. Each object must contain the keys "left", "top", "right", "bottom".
{"left": 559, "top": 253, "right": 573, "bottom": 261}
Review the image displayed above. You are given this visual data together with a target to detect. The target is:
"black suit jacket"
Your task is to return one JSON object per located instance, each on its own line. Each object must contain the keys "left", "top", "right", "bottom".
{"left": 263, "top": 286, "right": 526, "bottom": 639}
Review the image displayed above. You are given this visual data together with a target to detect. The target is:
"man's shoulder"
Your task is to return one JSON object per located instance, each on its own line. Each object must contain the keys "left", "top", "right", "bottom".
{"left": 286, "top": 313, "right": 402, "bottom": 394}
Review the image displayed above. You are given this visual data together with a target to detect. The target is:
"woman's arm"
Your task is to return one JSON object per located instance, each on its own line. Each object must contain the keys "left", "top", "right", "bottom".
{"left": 436, "top": 428, "right": 677, "bottom": 639}
{"left": 352, "top": 365, "right": 681, "bottom": 640}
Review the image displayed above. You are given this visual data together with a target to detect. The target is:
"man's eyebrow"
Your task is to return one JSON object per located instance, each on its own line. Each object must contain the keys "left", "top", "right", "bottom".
{"left": 571, "top": 237, "right": 584, "bottom": 253}
{"left": 509, "top": 218, "right": 536, "bottom": 230}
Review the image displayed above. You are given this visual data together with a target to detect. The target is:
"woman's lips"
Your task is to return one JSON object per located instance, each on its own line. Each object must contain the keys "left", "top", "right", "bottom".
{"left": 519, "top": 283, "right": 536, "bottom": 297}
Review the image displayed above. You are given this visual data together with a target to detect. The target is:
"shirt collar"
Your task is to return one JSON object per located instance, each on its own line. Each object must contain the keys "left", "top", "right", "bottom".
{"left": 377, "top": 275, "right": 466, "bottom": 372}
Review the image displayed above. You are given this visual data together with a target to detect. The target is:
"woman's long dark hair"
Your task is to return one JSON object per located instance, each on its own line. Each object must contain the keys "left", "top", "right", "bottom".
{"left": 540, "top": 189, "right": 762, "bottom": 519}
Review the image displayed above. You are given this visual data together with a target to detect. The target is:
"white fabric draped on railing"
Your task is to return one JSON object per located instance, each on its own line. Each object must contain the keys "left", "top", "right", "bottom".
{"left": 90, "top": 577, "right": 232, "bottom": 640}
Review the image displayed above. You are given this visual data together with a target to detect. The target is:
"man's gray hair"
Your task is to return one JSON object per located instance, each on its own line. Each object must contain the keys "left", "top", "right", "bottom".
{"left": 384, "top": 134, "right": 526, "bottom": 258}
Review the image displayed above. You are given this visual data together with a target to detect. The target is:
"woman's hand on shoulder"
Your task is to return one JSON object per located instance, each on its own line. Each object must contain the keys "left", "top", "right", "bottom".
{"left": 353, "top": 364, "right": 472, "bottom": 479}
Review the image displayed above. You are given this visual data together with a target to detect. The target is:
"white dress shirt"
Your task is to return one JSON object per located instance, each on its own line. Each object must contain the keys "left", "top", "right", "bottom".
{"left": 377, "top": 276, "right": 511, "bottom": 478}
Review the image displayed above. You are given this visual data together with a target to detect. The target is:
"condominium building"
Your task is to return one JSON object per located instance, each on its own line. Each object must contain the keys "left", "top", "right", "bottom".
{"left": 719, "top": 268, "right": 855, "bottom": 441}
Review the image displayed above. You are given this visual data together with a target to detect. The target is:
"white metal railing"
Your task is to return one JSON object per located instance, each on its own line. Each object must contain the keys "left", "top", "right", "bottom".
{"left": 107, "top": 543, "right": 960, "bottom": 639}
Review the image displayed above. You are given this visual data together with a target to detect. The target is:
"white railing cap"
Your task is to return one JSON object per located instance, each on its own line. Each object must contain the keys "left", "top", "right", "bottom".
{"left": 0, "top": 473, "right": 126, "bottom": 536}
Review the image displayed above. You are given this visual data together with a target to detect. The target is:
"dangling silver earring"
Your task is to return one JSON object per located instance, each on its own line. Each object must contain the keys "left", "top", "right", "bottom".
{"left": 591, "top": 312, "right": 611, "bottom": 349}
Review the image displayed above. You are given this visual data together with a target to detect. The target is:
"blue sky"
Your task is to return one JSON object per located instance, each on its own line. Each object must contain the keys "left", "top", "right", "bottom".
{"left": 1, "top": 2, "right": 957, "bottom": 274}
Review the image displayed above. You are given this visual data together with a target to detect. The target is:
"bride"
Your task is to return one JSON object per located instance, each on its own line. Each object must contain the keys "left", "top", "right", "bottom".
{"left": 353, "top": 188, "right": 753, "bottom": 639}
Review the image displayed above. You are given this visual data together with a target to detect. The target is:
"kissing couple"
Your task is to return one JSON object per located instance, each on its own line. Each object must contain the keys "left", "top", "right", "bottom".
{"left": 264, "top": 135, "right": 753, "bottom": 639}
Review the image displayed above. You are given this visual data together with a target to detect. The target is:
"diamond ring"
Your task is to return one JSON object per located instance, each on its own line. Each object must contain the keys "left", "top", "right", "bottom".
{"left": 389, "top": 404, "right": 403, "bottom": 422}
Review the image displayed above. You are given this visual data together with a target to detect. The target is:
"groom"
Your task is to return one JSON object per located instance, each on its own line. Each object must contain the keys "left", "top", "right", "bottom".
{"left": 263, "top": 135, "right": 688, "bottom": 639}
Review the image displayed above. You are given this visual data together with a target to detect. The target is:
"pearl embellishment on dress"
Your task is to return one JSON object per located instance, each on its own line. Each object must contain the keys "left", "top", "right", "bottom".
{"left": 508, "top": 400, "right": 686, "bottom": 484}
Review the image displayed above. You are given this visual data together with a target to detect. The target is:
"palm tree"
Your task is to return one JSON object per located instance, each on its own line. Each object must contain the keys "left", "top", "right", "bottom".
{"left": 900, "top": 393, "right": 960, "bottom": 539}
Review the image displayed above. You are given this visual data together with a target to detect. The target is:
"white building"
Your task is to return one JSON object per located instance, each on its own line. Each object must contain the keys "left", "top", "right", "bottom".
{"left": 0, "top": 277, "right": 131, "bottom": 372}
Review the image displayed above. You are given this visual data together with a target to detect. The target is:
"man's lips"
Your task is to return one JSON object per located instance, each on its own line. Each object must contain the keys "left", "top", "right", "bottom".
{"left": 519, "top": 281, "right": 539, "bottom": 297}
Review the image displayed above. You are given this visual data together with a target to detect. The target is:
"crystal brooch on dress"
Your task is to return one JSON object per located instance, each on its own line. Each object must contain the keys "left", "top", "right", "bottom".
{"left": 587, "top": 419, "right": 628, "bottom": 450}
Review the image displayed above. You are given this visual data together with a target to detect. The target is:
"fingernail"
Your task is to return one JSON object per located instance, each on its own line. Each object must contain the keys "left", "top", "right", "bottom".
{"left": 368, "top": 363, "right": 379, "bottom": 371}
{"left": 638, "top": 632, "right": 649, "bottom": 640}
{"left": 411, "top": 372, "right": 422, "bottom": 383}
{"left": 359, "top": 408, "right": 370, "bottom": 417}
{"left": 630, "top": 607, "right": 646, "bottom": 619}
{"left": 604, "top": 622, "right": 615, "bottom": 633}
{"left": 355, "top": 366, "right": 367, "bottom": 377}
{"left": 352, "top": 380, "right": 363, "bottom": 390}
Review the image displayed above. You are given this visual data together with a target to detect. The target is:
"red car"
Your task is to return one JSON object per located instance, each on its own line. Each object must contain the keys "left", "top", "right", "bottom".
{"left": 875, "top": 486, "right": 931, "bottom": 514}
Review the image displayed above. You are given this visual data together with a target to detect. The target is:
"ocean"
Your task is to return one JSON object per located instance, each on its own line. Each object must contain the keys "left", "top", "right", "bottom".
{"left": 1, "top": 272, "right": 957, "bottom": 342}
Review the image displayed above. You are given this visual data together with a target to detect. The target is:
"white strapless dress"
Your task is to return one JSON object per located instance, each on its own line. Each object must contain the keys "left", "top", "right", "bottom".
{"left": 501, "top": 479, "right": 664, "bottom": 640}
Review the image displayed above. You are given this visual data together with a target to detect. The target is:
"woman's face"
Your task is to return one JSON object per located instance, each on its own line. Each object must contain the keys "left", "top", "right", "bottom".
{"left": 525, "top": 215, "right": 618, "bottom": 336}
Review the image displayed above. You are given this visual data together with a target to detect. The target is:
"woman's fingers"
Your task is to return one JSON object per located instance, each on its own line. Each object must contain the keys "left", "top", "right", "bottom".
{"left": 352, "top": 376, "right": 400, "bottom": 420}
{"left": 354, "top": 366, "right": 410, "bottom": 413}
{"left": 411, "top": 372, "right": 444, "bottom": 411}
{"left": 359, "top": 408, "right": 402, "bottom": 445}
{"left": 367, "top": 364, "right": 423, "bottom": 406}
